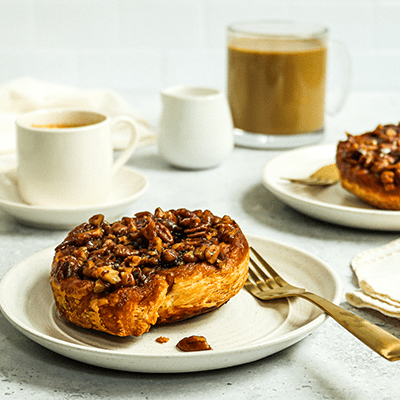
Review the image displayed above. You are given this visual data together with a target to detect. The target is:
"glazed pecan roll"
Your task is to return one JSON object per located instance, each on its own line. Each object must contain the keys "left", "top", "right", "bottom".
{"left": 336, "top": 124, "right": 400, "bottom": 209}
{"left": 50, "top": 208, "right": 249, "bottom": 336}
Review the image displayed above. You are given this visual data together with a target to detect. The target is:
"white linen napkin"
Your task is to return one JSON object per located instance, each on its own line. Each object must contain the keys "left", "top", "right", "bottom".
{"left": 346, "top": 238, "right": 400, "bottom": 318}
{"left": 0, "top": 77, "right": 156, "bottom": 155}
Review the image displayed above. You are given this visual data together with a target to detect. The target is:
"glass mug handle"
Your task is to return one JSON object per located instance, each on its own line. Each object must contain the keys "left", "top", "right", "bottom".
{"left": 326, "top": 39, "right": 352, "bottom": 116}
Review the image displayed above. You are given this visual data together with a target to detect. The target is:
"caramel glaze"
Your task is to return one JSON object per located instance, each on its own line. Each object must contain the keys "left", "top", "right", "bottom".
{"left": 50, "top": 208, "right": 249, "bottom": 337}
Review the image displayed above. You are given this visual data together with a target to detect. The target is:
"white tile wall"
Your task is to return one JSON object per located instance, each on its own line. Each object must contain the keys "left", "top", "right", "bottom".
{"left": 0, "top": 0, "right": 398, "bottom": 118}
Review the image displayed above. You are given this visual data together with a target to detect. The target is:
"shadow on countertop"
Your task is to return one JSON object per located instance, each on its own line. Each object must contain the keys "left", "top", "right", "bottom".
{"left": 240, "top": 182, "right": 399, "bottom": 245}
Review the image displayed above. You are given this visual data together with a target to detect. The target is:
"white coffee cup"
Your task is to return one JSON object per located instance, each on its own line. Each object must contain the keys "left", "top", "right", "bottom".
{"left": 16, "top": 109, "right": 139, "bottom": 207}
{"left": 158, "top": 86, "right": 234, "bottom": 169}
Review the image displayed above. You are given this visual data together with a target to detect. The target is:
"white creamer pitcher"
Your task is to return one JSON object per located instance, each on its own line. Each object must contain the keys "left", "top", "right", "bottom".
{"left": 158, "top": 86, "right": 234, "bottom": 169}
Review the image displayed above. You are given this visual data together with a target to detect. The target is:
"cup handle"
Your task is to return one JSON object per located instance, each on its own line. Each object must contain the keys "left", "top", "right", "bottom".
{"left": 111, "top": 116, "right": 140, "bottom": 175}
{"left": 326, "top": 39, "right": 352, "bottom": 116}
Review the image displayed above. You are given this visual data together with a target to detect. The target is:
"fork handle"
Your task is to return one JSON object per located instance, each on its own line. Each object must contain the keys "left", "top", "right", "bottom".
{"left": 298, "top": 291, "right": 400, "bottom": 361}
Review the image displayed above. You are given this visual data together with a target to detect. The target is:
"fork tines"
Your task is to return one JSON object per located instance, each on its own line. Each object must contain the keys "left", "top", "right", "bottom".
{"left": 249, "top": 247, "right": 288, "bottom": 287}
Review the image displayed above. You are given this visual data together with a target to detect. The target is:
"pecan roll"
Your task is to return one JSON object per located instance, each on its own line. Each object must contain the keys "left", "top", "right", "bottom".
{"left": 50, "top": 208, "right": 249, "bottom": 336}
{"left": 336, "top": 124, "right": 400, "bottom": 209}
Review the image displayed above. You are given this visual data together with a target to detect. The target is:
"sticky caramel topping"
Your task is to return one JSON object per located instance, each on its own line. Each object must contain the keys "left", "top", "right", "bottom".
{"left": 337, "top": 124, "right": 400, "bottom": 191}
{"left": 51, "top": 208, "right": 239, "bottom": 294}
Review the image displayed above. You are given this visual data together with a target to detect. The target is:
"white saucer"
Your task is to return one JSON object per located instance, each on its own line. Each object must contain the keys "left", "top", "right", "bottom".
{"left": 0, "top": 166, "right": 148, "bottom": 230}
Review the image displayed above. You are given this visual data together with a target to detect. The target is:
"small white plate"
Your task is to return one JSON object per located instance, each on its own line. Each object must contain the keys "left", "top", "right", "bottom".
{"left": 0, "top": 166, "right": 148, "bottom": 230}
{"left": 262, "top": 144, "right": 400, "bottom": 231}
{"left": 0, "top": 234, "right": 341, "bottom": 373}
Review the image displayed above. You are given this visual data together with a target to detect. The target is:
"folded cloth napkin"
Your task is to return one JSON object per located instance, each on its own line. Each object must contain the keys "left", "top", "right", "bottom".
{"left": 0, "top": 77, "right": 156, "bottom": 155}
{"left": 346, "top": 238, "right": 400, "bottom": 318}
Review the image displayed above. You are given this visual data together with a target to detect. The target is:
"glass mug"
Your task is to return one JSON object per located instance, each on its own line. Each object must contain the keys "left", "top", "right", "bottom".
{"left": 227, "top": 20, "right": 351, "bottom": 149}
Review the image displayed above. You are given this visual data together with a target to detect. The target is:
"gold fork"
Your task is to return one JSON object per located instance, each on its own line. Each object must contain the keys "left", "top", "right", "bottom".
{"left": 246, "top": 246, "right": 400, "bottom": 361}
{"left": 281, "top": 163, "right": 340, "bottom": 186}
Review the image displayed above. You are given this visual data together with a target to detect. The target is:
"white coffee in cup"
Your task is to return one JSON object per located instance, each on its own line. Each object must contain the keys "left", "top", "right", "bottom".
{"left": 16, "top": 109, "right": 139, "bottom": 207}
{"left": 227, "top": 20, "right": 351, "bottom": 149}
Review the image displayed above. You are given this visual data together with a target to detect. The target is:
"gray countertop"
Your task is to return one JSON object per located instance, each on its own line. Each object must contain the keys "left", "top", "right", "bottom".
{"left": 1, "top": 92, "right": 400, "bottom": 399}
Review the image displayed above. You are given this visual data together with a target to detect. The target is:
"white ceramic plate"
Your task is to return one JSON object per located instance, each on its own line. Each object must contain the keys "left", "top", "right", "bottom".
{"left": 0, "top": 234, "right": 341, "bottom": 373}
{"left": 262, "top": 144, "right": 400, "bottom": 231}
{"left": 0, "top": 166, "right": 148, "bottom": 230}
